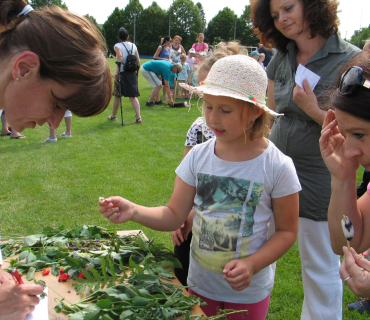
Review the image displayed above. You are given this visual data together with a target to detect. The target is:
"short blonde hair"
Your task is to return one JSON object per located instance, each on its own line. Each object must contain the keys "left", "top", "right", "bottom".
{"left": 180, "top": 53, "right": 186, "bottom": 61}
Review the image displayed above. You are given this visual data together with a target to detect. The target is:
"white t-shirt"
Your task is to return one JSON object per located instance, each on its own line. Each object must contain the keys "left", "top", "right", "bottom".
{"left": 114, "top": 42, "right": 137, "bottom": 72}
{"left": 175, "top": 138, "right": 301, "bottom": 303}
{"left": 186, "top": 56, "right": 196, "bottom": 72}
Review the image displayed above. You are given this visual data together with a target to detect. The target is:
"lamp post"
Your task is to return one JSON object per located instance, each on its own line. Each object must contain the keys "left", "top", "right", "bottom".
{"left": 169, "top": 14, "right": 171, "bottom": 36}
{"left": 133, "top": 13, "right": 137, "bottom": 44}
{"left": 234, "top": 17, "right": 237, "bottom": 40}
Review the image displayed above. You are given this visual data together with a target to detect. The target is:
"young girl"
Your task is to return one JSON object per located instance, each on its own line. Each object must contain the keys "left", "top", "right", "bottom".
{"left": 99, "top": 55, "right": 301, "bottom": 320}
{"left": 175, "top": 54, "right": 190, "bottom": 100}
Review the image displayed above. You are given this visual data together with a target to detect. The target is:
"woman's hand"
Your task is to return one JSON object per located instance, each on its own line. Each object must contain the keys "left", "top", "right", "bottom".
{"left": 340, "top": 247, "right": 370, "bottom": 297}
{"left": 293, "top": 80, "right": 325, "bottom": 125}
{"left": 223, "top": 259, "right": 254, "bottom": 291}
{"left": 319, "top": 110, "right": 359, "bottom": 180}
{"left": 98, "top": 197, "right": 135, "bottom": 224}
{"left": 0, "top": 270, "right": 43, "bottom": 320}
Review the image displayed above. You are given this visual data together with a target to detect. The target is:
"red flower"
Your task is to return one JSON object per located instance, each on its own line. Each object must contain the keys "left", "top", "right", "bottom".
{"left": 58, "top": 273, "right": 69, "bottom": 282}
{"left": 42, "top": 269, "right": 50, "bottom": 276}
{"left": 60, "top": 269, "right": 65, "bottom": 275}
{"left": 77, "top": 272, "right": 85, "bottom": 279}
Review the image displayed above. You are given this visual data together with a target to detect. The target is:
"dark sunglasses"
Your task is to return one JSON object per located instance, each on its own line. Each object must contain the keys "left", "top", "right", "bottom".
{"left": 338, "top": 66, "right": 370, "bottom": 96}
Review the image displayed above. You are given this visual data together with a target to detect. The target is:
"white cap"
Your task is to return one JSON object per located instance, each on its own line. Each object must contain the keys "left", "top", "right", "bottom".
{"left": 189, "top": 48, "right": 196, "bottom": 53}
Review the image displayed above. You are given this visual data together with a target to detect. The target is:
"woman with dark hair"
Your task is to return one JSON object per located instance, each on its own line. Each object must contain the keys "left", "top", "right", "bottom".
{"left": 109, "top": 27, "right": 141, "bottom": 123}
{"left": 320, "top": 51, "right": 370, "bottom": 298}
{"left": 251, "top": 0, "right": 360, "bottom": 318}
{"left": 0, "top": 1, "right": 111, "bottom": 319}
{"left": 153, "top": 36, "right": 172, "bottom": 105}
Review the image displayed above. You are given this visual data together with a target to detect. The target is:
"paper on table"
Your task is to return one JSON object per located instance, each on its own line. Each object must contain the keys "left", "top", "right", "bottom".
{"left": 295, "top": 64, "right": 321, "bottom": 91}
{"left": 25, "top": 288, "right": 49, "bottom": 320}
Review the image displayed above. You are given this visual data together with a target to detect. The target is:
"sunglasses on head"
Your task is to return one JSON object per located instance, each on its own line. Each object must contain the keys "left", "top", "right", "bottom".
{"left": 338, "top": 66, "right": 370, "bottom": 96}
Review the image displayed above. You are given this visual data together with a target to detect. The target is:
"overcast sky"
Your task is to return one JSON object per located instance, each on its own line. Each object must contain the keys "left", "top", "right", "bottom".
{"left": 63, "top": 0, "right": 370, "bottom": 42}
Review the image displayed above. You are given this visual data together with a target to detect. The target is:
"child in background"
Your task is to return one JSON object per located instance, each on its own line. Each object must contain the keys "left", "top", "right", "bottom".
{"left": 175, "top": 54, "right": 190, "bottom": 100}
{"left": 99, "top": 55, "right": 301, "bottom": 319}
{"left": 251, "top": 51, "right": 260, "bottom": 60}
{"left": 257, "top": 53, "right": 266, "bottom": 70}
{"left": 186, "top": 48, "right": 196, "bottom": 72}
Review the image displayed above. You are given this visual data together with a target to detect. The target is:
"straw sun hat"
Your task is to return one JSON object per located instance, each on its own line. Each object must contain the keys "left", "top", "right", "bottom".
{"left": 180, "top": 54, "right": 281, "bottom": 117}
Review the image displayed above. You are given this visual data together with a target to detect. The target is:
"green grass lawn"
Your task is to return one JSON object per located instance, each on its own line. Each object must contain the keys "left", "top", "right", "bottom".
{"left": 0, "top": 58, "right": 368, "bottom": 319}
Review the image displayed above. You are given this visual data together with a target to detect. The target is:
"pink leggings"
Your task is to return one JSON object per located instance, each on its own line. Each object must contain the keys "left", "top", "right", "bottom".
{"left": 188, "top": 288, "right": 270, "bottom": 320}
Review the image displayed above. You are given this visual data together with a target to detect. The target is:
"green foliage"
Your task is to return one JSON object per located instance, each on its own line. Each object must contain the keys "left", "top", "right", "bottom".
{"left": 29, "top": 0, "right": 67, "bottom": 9}
{"left": 195, "top": 2, "right": 206, "bottom": 33}
{"left": 205, "top": 5, "right": 258, "bottom": 47}
{"left": 84, "top": 14, "right": 101, "bottom": 32}
{"left": 121, "top": 0, "right": 144, "bottom": 44}
{"left": 348, "top": 24, "right": 370, "bottom": 49}
{"left": 236, "top": 5, "right": 260, "bottom": 47}
{"left": 168, "top": 0, "right": 202, "bottom": 51}
{"left": 102, "top": 8, "right": 125, "bottom": 56}
{"left": 136, "top": 1, "right": 168, "bottom": 55}
{"left": 205, "top": 8, "right": 237, "bottom": 44}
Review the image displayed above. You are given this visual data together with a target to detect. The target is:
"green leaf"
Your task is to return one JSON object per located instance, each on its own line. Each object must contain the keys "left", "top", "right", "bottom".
{"left": 23, "top": 234, "right": 44, "bottom": 247}
{"left": 65, "top": 257, "right": 84, "bottom": 269}
{"left": 19, "top": 250, "right": 30, "bottom": 261}
{"left": 26, "top": 252, "right": 37, "bottom": 264}
{"left": 46, "top": 248, "right": 60, "bottom": 256}
{"left": 96, "top": 298, "right": 113, "bottom": 309}
{"left": 119, "top": 310, "right": 134, "bottom": 319}
{"left": 68, "top": 313, "right": 85, "bottom": 320}
{"left": 51, "top": 264, "right": 59, "bottom": 276}
{"left": 129, "top": 256, "right": 143, "bottom": 274}
{"left": 132, "top": 295, "right": 152, "bottom": 306}
{"left": 26, "top": 267, "right": 36, "bottom": 281}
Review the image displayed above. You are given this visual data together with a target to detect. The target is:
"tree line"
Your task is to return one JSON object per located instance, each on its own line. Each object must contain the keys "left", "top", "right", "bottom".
{"left": 29, "top": 0, "right": 259, "bottom": 56}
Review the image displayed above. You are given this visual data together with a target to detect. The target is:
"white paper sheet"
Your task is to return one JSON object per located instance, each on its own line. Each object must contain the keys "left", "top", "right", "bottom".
{"left": 295, "top": 64, "right": 321, "bottom": 91}
{"left": 25, "top": 288, "right": 49, "bottom": 320}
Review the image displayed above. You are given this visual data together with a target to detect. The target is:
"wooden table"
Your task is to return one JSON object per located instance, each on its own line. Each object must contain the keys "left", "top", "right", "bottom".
{"left": 3, "top": 230, "right": 205, "bottom": 319}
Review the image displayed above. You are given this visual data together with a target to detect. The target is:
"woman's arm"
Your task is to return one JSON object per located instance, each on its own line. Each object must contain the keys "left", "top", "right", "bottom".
{"left": 223, "top": 192, "right": 299, "bottom": 291}
{"left": 99, "top": 176, "right": 196, "bottom": 231}
{"left": 267, "top": 80, "right": 276, "bottom": 111}
{"left": 153, "top": 46, "right": 166, "bottom": 60}
{"left": 293, "top": 80, "right": 326, "bottom": 125}
{"left": 114, "top": 47, "right": 123, "bottom": 74}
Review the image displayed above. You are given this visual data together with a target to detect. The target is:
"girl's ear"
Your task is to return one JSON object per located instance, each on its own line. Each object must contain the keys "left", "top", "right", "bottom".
{"left": 12, "top": 51, "right": 40, "bottom": 81}
{"left": 252, "top": 105, "right": 264, "bottom": 120}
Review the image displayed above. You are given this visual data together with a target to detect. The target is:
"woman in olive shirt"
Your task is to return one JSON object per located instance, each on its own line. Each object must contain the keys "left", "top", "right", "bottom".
{"left": 251, "top": 0, "right": 359, "bottom": 319}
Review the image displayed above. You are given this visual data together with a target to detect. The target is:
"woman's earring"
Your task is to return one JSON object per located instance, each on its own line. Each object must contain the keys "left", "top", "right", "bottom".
{"left": 16, "top": 78, "right": 20, "bottom": 81}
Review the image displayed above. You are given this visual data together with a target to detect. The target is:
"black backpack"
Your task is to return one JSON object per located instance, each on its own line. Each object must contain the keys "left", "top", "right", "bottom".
{"left": 122, "top": 43, "right": 138, "bottom": 72}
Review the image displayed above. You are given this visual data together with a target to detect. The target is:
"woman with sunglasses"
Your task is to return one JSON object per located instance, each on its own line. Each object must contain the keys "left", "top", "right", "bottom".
{"left": 251, "top": 0, "right": 360, "bottom": 318}
{"left": 320, "top": 51, "right": 370, "bottom": 298}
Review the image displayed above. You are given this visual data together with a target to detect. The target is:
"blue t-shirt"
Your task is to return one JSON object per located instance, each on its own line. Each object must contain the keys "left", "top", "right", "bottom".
{"left": 177, "top": 62, "right": 190, "bottom": 81}
{"left": 143, "top": 60, "right": 177, "bottom": 86}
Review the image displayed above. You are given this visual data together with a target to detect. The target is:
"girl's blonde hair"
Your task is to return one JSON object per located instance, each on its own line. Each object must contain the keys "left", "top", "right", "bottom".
{"left": 180, "top": 53, "right": 186, "bottom": 60}
{"left": 198, "top": 41, "right": 271, "bottom": 140}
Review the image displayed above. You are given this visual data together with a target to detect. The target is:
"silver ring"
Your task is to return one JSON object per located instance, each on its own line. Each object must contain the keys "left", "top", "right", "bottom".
{"left": 343, "top": 276, "right": 351, "bottom": 284}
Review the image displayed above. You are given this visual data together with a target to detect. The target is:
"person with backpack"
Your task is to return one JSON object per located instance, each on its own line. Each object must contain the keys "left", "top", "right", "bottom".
{"left": 109, "top": 27, "right": 142, "bottom": 124}
{"left": 192, "top": 33, "right": 209, "bottom": 65}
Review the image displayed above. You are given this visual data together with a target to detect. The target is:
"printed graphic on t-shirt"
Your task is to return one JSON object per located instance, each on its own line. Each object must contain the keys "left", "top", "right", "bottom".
{"left": 192, "top": 173, "right": 263, "bottom": 273}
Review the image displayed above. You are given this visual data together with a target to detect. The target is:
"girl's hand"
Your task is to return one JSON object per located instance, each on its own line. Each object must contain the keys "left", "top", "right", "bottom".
{"left": 340, "top": 247, "right": 370, "bottom": 297}
{"left": 223, "top": 259, "right": 254, "bottom": 291}
{"left": 319, "top": 110, "right": 359, "bottom": 180}
{"left": 98, "top": 196, "right": 134, "bottom": 224}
